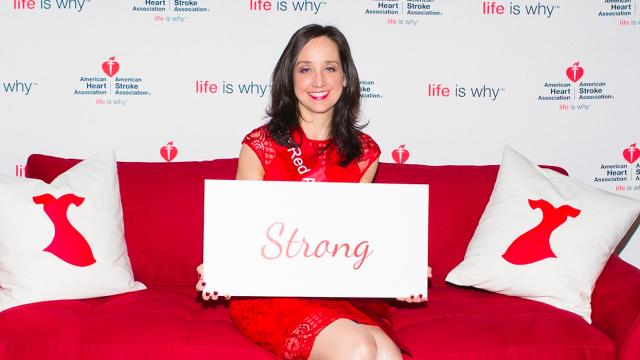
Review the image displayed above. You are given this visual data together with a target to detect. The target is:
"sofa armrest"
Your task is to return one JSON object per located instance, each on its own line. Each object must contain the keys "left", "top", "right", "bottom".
{"left": 591, "top": 255, "right": 640, "bottom": 360}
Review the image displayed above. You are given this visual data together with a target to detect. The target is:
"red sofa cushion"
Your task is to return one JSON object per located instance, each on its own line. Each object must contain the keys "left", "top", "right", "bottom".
{"left": 393, "top": 286, "right": 614, "bottom": 359}
{"left": 0, "top": 286, "right": 614, "bottom": 359}
{"left": 0, "top": 285, "right": 273, "bottom": 359}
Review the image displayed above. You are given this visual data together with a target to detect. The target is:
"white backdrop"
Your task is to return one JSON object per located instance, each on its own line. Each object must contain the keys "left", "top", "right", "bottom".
{"left": 2, "top": 0, "right": 639, "bottom": 267}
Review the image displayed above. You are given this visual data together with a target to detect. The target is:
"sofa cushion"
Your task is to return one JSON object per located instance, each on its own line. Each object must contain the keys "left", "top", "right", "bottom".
{"left": 25, "top": 154, "right": 238, "bottom": 286}
{"left": 0, "top": 285, "right": 614, "bottom": 359}
{"left": 445, "top": 146, "right": 640, "bottom": 322}
{"left": 392, "top": 286, "right": 615, "bottom": 360}
{"left": 0, "top": 150, "right": 145, "bottom": 312}
{"left": 0, "top": 285, "right": 274, "bottom": 359}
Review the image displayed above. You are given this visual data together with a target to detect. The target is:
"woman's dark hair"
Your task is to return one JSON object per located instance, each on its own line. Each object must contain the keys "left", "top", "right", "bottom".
{"left": 266, "top": 24, "right": 364, "bottom": 166}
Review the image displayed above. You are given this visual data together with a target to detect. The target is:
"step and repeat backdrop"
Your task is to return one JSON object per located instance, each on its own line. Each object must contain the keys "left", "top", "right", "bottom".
{"left": 2, "top": 0, "right": 639, "bottom": 266}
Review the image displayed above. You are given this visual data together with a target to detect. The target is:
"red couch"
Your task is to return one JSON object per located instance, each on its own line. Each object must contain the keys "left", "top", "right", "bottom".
{"left": 1, "top": 154, "right": 639, "bottom": 359}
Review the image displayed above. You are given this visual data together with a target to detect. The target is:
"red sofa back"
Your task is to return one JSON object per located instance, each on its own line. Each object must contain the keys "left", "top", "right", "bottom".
{"left": 25, "top": 154, "right": 566, "bottom": 287}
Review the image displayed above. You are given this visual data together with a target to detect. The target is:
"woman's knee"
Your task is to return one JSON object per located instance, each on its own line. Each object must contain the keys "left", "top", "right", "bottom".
{"left": 310, "top": 319, "right": 377, "bottom": 360}
{"left": 345, "top": 332, "right": 377, "bottom": 360}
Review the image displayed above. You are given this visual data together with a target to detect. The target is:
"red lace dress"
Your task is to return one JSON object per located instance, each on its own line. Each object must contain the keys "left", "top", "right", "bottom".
{"left": 229, "top": 125, "right": 406, "bottom": 360}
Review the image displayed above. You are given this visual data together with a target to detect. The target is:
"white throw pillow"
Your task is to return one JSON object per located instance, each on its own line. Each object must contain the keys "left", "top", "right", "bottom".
{"left": 0, "top": 149, "right": 145, "bottom": 311}
{"left": 446, "top": 146, "right": 640, "bottom": 322}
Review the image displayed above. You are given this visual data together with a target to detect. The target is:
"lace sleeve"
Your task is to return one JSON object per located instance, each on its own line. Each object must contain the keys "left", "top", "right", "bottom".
{"left": 357, "top": 133, "right": 381, "bottom": 174}
{"left": 242, "top": 126, "right": 276, "bottom": 169}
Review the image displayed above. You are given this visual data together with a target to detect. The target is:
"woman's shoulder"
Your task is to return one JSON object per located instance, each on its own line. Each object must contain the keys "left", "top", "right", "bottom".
{"left": 356, "top": 131, "right": 381, "bottom": 156}
{"left": 242, "top": 124, "right": 278, "bottom": 168}
{"left": 243, "top": 124, "right": 271, "bottom": 142}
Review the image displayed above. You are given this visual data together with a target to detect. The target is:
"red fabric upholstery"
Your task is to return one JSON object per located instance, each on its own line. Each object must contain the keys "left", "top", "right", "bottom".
{"left": 0, "top": 154, "right": 634, "bottom": 359}
{"left": 592, "top": 255, "right": 640, "bottom": 360}
{"left": 0, "top": 286, "right": 273, "bottom": 359}
{"left": 393, "top": 286, "right": 614, "bottom": 360}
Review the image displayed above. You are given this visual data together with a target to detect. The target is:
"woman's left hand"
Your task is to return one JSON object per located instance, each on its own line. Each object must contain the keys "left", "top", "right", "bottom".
{"left": 396, "top": 266, "right": 432, "bottom": 303}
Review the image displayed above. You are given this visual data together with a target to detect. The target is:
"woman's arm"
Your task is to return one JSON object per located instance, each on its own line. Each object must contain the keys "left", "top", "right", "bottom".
{"left": 236, "top": 144, "right": 265, "bottom": 180}
{"left": 359, "top": 159, "right": 379, "bottom": 183}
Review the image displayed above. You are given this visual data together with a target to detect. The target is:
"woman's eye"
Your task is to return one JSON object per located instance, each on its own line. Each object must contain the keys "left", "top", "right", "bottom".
{"left": 326, "top": 66, "right": 336, "bottom": 72}
{"left": 299, "top": 67, "right": 311, "bottom": 73}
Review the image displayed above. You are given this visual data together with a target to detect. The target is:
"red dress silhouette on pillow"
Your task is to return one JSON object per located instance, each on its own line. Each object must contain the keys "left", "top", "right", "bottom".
{"left": 33, "top": 193, "right": 96, "bottom": 267}
{"left": 502, "top": 199, "right": 581, "bottom": 265}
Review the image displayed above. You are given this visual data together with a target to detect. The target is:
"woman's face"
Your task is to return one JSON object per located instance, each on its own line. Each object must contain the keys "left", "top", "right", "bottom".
{"left": 293, "top": 36, "right": 346, "bottom": 123}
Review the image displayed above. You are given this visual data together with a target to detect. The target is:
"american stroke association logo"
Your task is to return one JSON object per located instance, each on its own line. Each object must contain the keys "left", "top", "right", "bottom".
{"left": 594, "top": 143, "right": 640, "bottom": 193}
{"left": 538, "top": 61, "right": 614, "bottom": 111}
{"left": 74, "top": 56, "right": 151, "bottom": 106}
{"left": 360, "top": 80, "right": 383, "bottom": 100}
{"left": 132, "top": 0, "right": 212, "bottom": 23}
{"left": 248, "top": 0, "right": 328, "bottom": 15}
{"left": 365, "top": 0, "right": 445, "bottom": 26}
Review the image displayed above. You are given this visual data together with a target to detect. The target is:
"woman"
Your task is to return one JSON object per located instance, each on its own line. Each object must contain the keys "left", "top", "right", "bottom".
{"left": 196, "top": 24, "right": 428, "bottom": 360}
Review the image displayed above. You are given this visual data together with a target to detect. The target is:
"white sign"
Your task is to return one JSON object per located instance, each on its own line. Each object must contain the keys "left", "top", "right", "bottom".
{"left": 203, "top": 180, "right": 429, "bottom": 298}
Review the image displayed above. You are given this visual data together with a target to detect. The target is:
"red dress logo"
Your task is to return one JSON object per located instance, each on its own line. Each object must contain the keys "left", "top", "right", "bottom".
{"left": 33, "top": 193, "right": 96, "bottom": 267}
{"left": 502, "top": 199, "right": 581, "bottom": 265}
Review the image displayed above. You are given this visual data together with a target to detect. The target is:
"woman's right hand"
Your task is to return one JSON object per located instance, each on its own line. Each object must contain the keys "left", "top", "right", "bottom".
{"left": 196, "top": 264, "right": 231, "bottom": 301}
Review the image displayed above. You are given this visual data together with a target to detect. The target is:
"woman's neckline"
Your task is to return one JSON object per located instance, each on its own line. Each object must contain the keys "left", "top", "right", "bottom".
{"left": 299, "top": 127, "right": 332, "bottom": 144}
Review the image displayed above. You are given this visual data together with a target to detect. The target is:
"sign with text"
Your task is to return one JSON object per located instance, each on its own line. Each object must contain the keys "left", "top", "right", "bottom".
{"left": 203, "top": 180, "right": 428, "bottom": 298}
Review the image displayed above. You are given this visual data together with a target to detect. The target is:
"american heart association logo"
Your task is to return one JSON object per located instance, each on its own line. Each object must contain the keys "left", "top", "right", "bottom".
{"left": 392, "top": 145, "right": 410, "bottom": 164}
{"left": 102, "top": 56, "right": 120, "bottom": 78}
{"left": 623, "top": 143, "right": 640, "bottom": 164}
{"left": 161, "top": 141, "right": 178, "bottom": 162}
{"left": 566, "top": 61, "right": 584, "bottom": 83}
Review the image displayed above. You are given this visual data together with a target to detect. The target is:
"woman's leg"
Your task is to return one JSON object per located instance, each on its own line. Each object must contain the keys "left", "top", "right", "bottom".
{"left": 308, "top": 319, "right": 402, "bottom": 360}
{"left": 309, "top": 319, "right": 377, "bottom": 360}
{"left": 362, "top": 324, "right": 402, "bottom": 360}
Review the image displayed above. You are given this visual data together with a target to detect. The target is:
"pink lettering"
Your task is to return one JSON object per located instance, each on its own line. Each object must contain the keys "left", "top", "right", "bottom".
{"left": 262, "top": 221, "right": 284, "bottom": 259}
{"left": 262, "top": 221, "right": 373, "bottom": 270}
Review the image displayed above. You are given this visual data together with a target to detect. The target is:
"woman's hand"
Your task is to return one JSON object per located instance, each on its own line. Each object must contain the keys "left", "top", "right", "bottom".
{"left": 396, "top": 266, "right": 432, "bottom": 303}
{"left": 196, "top": 264, "right": 231, "bottom": 301}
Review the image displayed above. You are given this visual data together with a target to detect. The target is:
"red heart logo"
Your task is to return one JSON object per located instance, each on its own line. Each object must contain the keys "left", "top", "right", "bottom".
{"left": 392, "top": 145, "right": 409, "bottom": 164}
{"left": 566, "top": 61, "right": 584, "bottom": 83}
{"left": 160, "top": 141, "right": 178, "bottom": 162}
{"left": 623, "top": 143, "right": 639, "bottom": 164}
{"left": 102, "top": 56, "right": 120, "bottom": 77}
